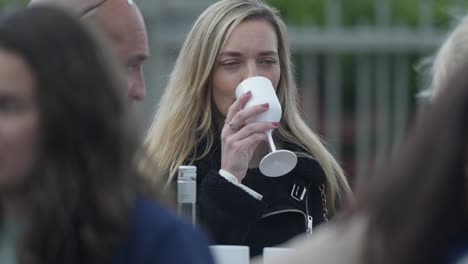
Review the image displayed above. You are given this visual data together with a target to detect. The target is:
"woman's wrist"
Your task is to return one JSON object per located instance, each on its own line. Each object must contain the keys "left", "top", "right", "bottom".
{"left": 220, "top": 167, "right": 245, "bottom": 182}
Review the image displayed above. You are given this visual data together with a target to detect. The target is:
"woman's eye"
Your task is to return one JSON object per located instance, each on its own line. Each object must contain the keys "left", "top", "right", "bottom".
{"left": 221, "top": 60, "right": 240, "bottom": 66}
{"left": 260, "top": 59, "right": 277, "bottom": 65}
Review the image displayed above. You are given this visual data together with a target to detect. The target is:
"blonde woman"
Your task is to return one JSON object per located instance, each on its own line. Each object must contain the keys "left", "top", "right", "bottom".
{"left": 143, "top": 0, "right": 352, "bottom": 256}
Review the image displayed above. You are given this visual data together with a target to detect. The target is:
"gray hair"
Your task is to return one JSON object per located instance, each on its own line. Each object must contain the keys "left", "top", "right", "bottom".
{"left": 417, "top": 13, "right": 468, "bottom": 100}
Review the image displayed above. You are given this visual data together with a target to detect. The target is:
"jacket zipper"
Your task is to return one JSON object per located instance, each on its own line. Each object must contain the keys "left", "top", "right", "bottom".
{"left": 261, "top": 209, "right": 305, "bottom": 219}
{"left": 305, "top": 184, "right": 312, "bottom": 235}
{"left": 261, "top": 208, "right": 312, "bottom": 235}
{"left": 306, "top": 215, "right": 313, "bottom": 235}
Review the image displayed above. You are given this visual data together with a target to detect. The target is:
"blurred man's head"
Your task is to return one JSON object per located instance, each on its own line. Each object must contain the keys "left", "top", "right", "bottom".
{"left": 29, "top": 0, "right": 149, "bottom": 101}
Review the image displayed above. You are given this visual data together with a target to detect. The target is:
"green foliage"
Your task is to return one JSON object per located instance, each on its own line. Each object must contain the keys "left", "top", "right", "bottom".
{"left": 341, "top": 0, "right": 375, "bottom": 25}
{"left": 0, "top": 0, "right": 28, "bottom": 10}
{"left": 267, "top": 0, "right": 468, "bottom": 28}
{"left": 390, "top": 0, "right": 419, "bottom": 26}
{"left": 268, "top": 0, "right": 325, "bottom": 25}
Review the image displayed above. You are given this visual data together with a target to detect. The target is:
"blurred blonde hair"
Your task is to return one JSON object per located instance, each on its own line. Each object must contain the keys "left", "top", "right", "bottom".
{"left": 142, "top": 0, "right": 352, "bottom": 210}
{"left": 419, "top": 14, "right": 468, "bottom": 99}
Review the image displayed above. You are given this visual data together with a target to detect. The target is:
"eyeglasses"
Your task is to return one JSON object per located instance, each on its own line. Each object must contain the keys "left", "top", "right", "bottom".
{"left": 78, "top": 0, "right": 107, "bottom": 18}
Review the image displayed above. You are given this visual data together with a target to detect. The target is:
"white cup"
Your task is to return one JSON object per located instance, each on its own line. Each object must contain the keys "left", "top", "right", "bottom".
{"left": 209, "top": 245, "right": 250, "bottom": 264}
{"left": 235, "top": 76, "right": 282, "bottom": 124}
{"left": 263, "top": 247, "right": 295, "bottom": 264}
{"left": 235, "top": 76, "right": 297, "bottom": 177}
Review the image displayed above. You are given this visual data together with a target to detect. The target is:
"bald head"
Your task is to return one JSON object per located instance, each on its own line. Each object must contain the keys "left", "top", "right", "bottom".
{"left": 29, "top": 0, "right": 149, "bottom": 101}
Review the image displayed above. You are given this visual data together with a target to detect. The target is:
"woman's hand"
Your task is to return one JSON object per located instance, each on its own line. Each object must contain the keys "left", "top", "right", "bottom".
{"left": 220, "top": 91, "right": 279, "bottom": 182}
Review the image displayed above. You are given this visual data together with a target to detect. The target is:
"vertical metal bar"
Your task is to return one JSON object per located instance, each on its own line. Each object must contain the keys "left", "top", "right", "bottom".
{"left": 301, "top": 55, "right": 320, "bottom": 130}
{"left": 375, "top": 0, "right": 390, "bottom": 26}
{"left": 324, "top": 0, "right": 342, "bottom": 160}
{"left": 325, "top": 0, "right": 341, "bottom": 28}
{"left": 143, "top": 32, "right": 175, "bottom": 129}
{"left": 393, "top": 55, "right": 410, "bottom": 146}
{"left": 140, "top": 0, "right": 165, "bottom": 130}
{"left": 375, "top": 0, "right": 391, "bottom": 158}
{"left": 419, "top": 0, "right": 434, "bottom": 32}
{"left": 324, "top": 54, "right": 342, "bottom": 161}
{"left": 375, "top": 56, "right": 390, "bottom": 156}
{"left": 356, "top": 55, "right": 372, "bottom": 179}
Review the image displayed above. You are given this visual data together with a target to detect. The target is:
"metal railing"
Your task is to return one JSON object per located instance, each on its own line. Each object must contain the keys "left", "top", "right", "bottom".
{"left": 139, "top": 0, "right": 459, "bottom": 180}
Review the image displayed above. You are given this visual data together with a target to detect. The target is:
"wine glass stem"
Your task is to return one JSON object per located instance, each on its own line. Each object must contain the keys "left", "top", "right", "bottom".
{"left": 266, "top": 130, "right": 277, "bottom": 152}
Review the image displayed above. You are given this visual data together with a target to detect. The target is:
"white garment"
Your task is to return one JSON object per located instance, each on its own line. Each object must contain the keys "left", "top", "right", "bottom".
{"left": 218, "top": 169, "right": 263, "bottom": 200}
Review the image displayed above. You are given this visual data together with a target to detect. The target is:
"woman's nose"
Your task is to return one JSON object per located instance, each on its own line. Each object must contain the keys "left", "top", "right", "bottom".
{"left": 245, "top": 62, "right": 258, "bottom": 79}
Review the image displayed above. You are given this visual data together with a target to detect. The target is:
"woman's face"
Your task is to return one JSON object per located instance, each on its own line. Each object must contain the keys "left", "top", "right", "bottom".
{"left": 0, "top": 49, "right": 39, "bottom": 193}
{"left": 211, "top": 19, "right": 281, "bottom": 116}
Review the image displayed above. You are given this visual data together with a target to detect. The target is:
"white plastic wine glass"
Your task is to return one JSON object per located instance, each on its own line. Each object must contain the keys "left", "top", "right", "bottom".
{"left": 235, "top": 76, "right": 297, "bottom": 177}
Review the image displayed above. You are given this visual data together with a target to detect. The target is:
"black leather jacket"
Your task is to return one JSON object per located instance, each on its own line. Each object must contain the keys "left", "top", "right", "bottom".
{"left": 194, "top": 141, "right": 330, "bottom": 257}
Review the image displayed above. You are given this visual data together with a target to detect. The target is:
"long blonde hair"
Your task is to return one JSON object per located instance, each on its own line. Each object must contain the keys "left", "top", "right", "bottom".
{"left": 142, "top": 0, "right": 352, "bottom": 210}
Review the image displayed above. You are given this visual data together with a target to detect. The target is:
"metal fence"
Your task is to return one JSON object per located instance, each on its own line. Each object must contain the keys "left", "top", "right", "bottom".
{"left": 0, "top": 0, "right": 457, "bottom": 180}
{"left": 139, "top": 0, "right": 460, "bottom": 180}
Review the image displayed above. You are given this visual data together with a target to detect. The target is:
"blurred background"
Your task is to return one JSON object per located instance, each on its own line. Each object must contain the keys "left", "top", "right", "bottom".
{"left": 3, "top": 0, "right": 468, "bottom": 184}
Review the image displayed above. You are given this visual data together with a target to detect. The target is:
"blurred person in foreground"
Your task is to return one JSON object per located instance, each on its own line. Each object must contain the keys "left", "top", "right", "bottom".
{"left": 262, "top": 60, "right": 468, "bottom": 264}
{"left": 140, "top": 0, "right": 352, "bottom": 257}
{"left": 29, "top": 0, "right": 149, "bottom": 101}
{"left": 254, "top": 18, "right": 468, "bottom": 264}
{"left": 0, "top": 6, "right": 213, "bottom": 264}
